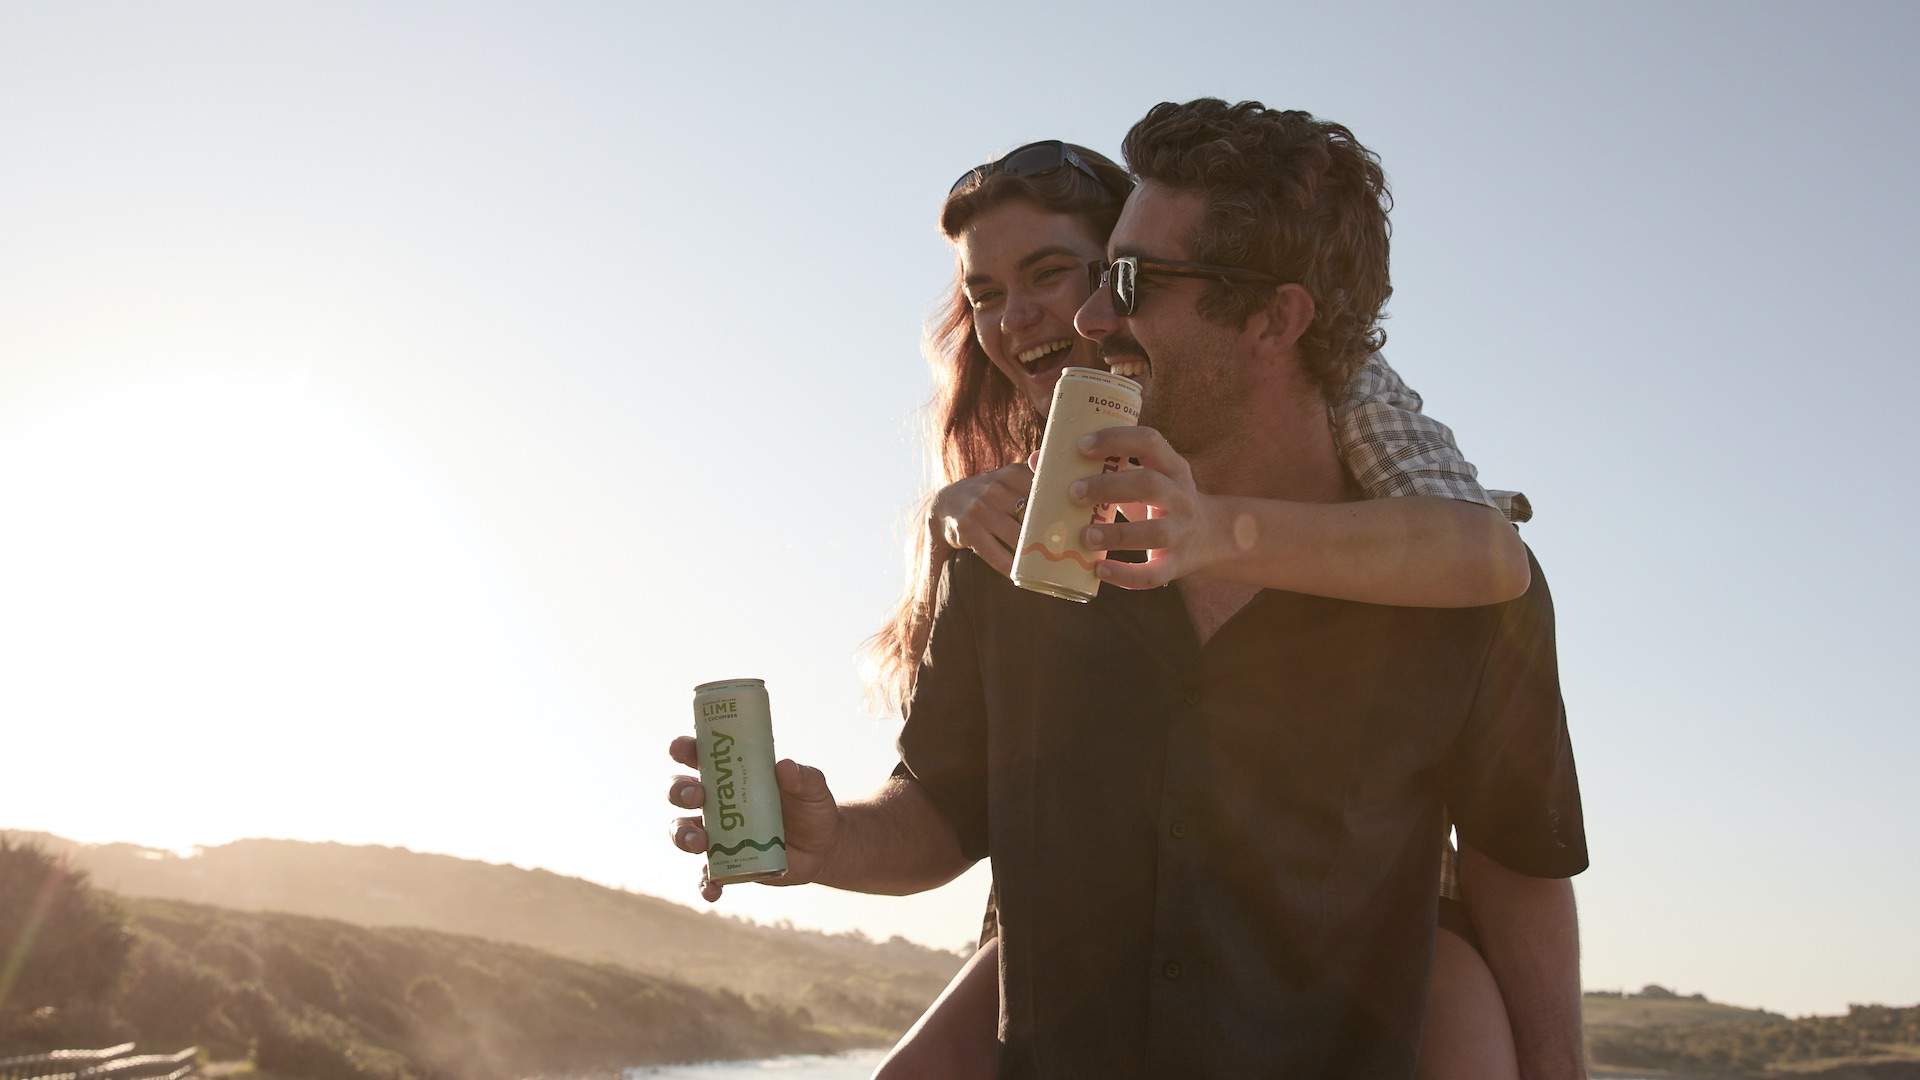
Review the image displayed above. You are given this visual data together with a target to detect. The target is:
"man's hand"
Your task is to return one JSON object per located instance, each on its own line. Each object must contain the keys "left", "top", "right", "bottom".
{"left": 929, "top": 462, "right": 1036, "bottom": 578}
{"left": 667, "top": 736, "right": 843, "bottom": 902}
{"left": 1068, "top": 426, "right": 1231, "bottom": 589}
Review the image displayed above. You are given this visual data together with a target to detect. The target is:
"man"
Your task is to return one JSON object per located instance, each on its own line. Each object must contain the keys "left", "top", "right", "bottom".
{"left": 668, "top": 99, "right": 1587, "bottom": 1077}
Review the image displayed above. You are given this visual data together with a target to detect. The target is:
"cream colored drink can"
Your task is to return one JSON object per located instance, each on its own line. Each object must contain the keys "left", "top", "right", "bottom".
{"left": 1011, "top": 366, "right": 1143, "bottom": 602}
{"left": 692, "top": 678, "right": 789, "bottom": 886}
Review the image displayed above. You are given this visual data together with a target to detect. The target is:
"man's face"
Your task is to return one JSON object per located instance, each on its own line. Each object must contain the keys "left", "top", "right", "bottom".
{"left": 1074, "top": 181, "right": 1251, "bottom": 455}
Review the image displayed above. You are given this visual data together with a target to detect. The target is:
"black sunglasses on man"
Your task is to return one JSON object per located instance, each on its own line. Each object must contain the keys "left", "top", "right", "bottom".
{"left": 1087, "top": 256, "right": 1285, "bottom": 317}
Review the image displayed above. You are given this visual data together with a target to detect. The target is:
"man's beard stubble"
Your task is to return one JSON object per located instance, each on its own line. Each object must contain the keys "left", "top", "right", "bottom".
{"left": 1103, "top": 332, "right": 1249, "bottom": 457}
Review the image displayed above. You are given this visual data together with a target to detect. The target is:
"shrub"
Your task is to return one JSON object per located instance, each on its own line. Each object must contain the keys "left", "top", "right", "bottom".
{"left": 0, "top": 840, "right": 134, "bottom": 1045}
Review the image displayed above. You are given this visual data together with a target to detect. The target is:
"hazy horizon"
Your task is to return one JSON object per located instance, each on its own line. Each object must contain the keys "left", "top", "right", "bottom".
{"left": 4, "top": 1, "right": 1917, "bottom": 1018}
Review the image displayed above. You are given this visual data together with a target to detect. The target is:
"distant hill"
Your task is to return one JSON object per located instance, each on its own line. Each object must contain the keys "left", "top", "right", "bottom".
{"left": 3, "top": 831, "right": 960, "bottom": 1039}
{"left": 16, "top": 832, "right": 1918, "bottom": 1078}
{"left": 95, "top": 893, "right": 849, "bottom": 1078}
{"left": 1585, "top": 986, "right": 1920, "bottom": 1079}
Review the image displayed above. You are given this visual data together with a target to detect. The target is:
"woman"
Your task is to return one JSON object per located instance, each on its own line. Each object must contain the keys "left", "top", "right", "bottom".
{"left": 869, "top": 141, "right": 1528, "bottom": 1079}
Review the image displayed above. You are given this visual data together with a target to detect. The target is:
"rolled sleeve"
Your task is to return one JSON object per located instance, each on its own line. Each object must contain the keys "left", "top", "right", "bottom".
{"left": 1339, "top": 353, "right": 1533, "bottom": 524}
{"left": 1445, "top": 550, "right": 1588, "bottom": 878}
{"left": 893, "top": 554, "right": 991, "bottom": 861}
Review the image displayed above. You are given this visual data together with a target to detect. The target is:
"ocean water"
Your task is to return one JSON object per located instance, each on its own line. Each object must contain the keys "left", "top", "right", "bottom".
{"left": 622, "top": 1052, "right": 1655, "bottom": 1080}
{"left": 624, "top": 1050, "right": 886, "bottom": 1079}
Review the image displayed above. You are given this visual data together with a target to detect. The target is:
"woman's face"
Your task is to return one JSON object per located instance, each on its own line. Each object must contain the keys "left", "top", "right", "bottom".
{"left": 954, "top": 200, "right": 1106, "bottom": 415}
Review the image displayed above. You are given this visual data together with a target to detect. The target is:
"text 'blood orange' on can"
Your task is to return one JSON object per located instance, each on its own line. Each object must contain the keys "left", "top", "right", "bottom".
{"left": 691, "top": 678, "right": 788, "bottom": 886}
{"left": 1011, "top": 366, "right": 1143, "bottom": 602}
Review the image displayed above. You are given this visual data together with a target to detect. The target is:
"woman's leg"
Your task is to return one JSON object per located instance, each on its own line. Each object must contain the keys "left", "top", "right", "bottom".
{"left": 1418, "top": 923, "right": 1520, "bottom": 1080}
{"left": 872, "top": 937, "right": 1001, "bottom": 1080}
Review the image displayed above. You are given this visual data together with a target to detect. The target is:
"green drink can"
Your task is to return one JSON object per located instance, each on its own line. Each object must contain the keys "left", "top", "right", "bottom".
{"left": 692, "top": 678, "right": 789, "bottom": 886}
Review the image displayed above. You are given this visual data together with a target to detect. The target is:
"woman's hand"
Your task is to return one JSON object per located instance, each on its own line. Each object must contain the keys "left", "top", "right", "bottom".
{"left": 929, "top": 462, "right": 1035, "bottom": 579}
{"left": 1069, "top": 426, "right": 1230, "bottom": 590}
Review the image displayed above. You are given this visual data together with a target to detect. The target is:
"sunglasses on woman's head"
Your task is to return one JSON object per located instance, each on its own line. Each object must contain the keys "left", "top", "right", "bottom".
{"left": 950, "top": 140, "right": 1102, "bottom": 196}
{"left": 1086, "top": 256, "right": 1286, "bottom": 317}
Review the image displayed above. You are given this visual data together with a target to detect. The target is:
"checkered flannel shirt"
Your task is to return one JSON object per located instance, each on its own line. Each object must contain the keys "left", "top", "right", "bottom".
{"left": 1338, "top": 353, "right": 1532, "bottom": 524}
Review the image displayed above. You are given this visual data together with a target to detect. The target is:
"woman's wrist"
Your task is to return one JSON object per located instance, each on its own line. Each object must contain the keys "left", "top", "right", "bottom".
{"left": 1191, "top": 493, "right": 1250, "bottom": 578}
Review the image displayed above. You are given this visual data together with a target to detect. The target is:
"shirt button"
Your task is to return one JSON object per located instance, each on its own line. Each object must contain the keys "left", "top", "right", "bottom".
{"left": 1169, "top": 820, "right": 1188, "bottom": 839}
{"left": 1182, "top": 687, "right": 1202, "bottom": 706}
{"left": 1163, "top": 960, "right": 1183, "bottom": 980}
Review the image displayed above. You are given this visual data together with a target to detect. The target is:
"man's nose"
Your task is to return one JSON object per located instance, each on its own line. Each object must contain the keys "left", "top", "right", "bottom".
{"left": 1075, "top": 281, "right": 1115, "bottom": 342}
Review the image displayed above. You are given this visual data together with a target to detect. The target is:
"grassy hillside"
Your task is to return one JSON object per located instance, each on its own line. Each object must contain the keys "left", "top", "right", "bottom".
{"left": 110, "top": 895, "right": 853, "bottom": 1079}
{"left": 5, "top": 831, "right": 961, "bottom": 1037}
{"left": 1585, "top": 987, "right": 1920, "bottom": 1078}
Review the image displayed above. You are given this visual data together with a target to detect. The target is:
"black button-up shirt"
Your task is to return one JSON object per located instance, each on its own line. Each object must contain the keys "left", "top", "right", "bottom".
{"left": 896, "top": 549, "right": 1586, "bottom": 1078}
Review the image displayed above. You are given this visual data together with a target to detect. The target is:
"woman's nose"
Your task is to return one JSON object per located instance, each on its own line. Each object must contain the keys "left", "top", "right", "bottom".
{"left": 1001, "top": 292, "right": 1042, "bottom": 334}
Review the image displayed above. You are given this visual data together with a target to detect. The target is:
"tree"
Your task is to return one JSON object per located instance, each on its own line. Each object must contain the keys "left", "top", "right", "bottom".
{"left": 0, "top": 838, "right": 134, "bottom": 1041}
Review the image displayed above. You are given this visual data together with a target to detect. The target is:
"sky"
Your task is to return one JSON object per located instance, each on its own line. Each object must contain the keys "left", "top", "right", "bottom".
{"left": 2, "top": 1, "right": 1916, "bottom": 1018}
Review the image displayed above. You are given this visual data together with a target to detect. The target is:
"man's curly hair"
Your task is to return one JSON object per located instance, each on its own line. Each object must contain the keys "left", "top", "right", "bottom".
{"left": 1121, "top": 99, "right": 1392, "bottom": 401}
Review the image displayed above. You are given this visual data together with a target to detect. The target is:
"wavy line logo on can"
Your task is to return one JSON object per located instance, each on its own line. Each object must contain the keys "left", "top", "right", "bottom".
{"left": 1022, "top": 544, "right": 1101, "bottom": 571}
{"left": 709, "top": 836, "right": 788, "bottom": 857}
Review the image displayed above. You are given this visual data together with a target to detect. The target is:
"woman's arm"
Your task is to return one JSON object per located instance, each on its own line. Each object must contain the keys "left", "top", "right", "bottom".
{"left": 1076, "top": 428, "right": 1531, "bottom": 607}
{"left": 1200, "top": 494, "right": 1529, "bottom": 607}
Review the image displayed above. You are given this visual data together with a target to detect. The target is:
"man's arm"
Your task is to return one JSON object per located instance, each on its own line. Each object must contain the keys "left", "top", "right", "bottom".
{"left": 814, "top": 772, "right": 975, "bottom": 895}
{"left": 1461, "top": 845, "right": 1587, "bottom": 1080}
{"left": 667, "top": 741, "right": 974, "bottom": 901}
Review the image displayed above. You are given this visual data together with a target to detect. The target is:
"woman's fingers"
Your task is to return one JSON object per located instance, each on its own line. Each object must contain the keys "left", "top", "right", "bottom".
{"left": 975, "top": 531, "right": 1016, "bottom": 578}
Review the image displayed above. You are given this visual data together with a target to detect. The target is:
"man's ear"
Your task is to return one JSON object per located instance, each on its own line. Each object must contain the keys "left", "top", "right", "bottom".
{"left": 1248, "top": 283, "right": 1314, "bottom": 356}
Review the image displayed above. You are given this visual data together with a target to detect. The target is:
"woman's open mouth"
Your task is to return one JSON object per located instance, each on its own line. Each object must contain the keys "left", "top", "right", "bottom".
{"left": 1019, "top": 338, "right": 1081, "bottom": 394}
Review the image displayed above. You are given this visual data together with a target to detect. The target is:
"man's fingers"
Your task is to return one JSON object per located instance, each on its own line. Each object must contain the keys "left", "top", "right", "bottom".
{"left": 671, "top": 817, "right": 709, "bottom": 854}
{"left": 775, "top": 758, "right": 830, "bottom": 801}
{"left": 668, "top": 775, "right": 705, "bottom": 810}
{"left": 700, "top": 868, "right": 722, "bottom": 903}
{"left": 1078, "top": 426, "right": 1187, "bottom": 480}
{"left": 1074, "top": 467, "right": 1183, "bottom": 510}
{"left": 668, "top": 736, "right": 699, "bottom": 769}
{"left": 1084, "top": 516, "right": 1175, "bottom": 552}
{"left": 1096, "top": 557, "right": 1175, "bottom": 591}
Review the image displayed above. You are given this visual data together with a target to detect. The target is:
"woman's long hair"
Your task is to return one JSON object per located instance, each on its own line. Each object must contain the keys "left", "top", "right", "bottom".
{"left": 866, "top": 144, "right": 1133, "bottom": 715}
